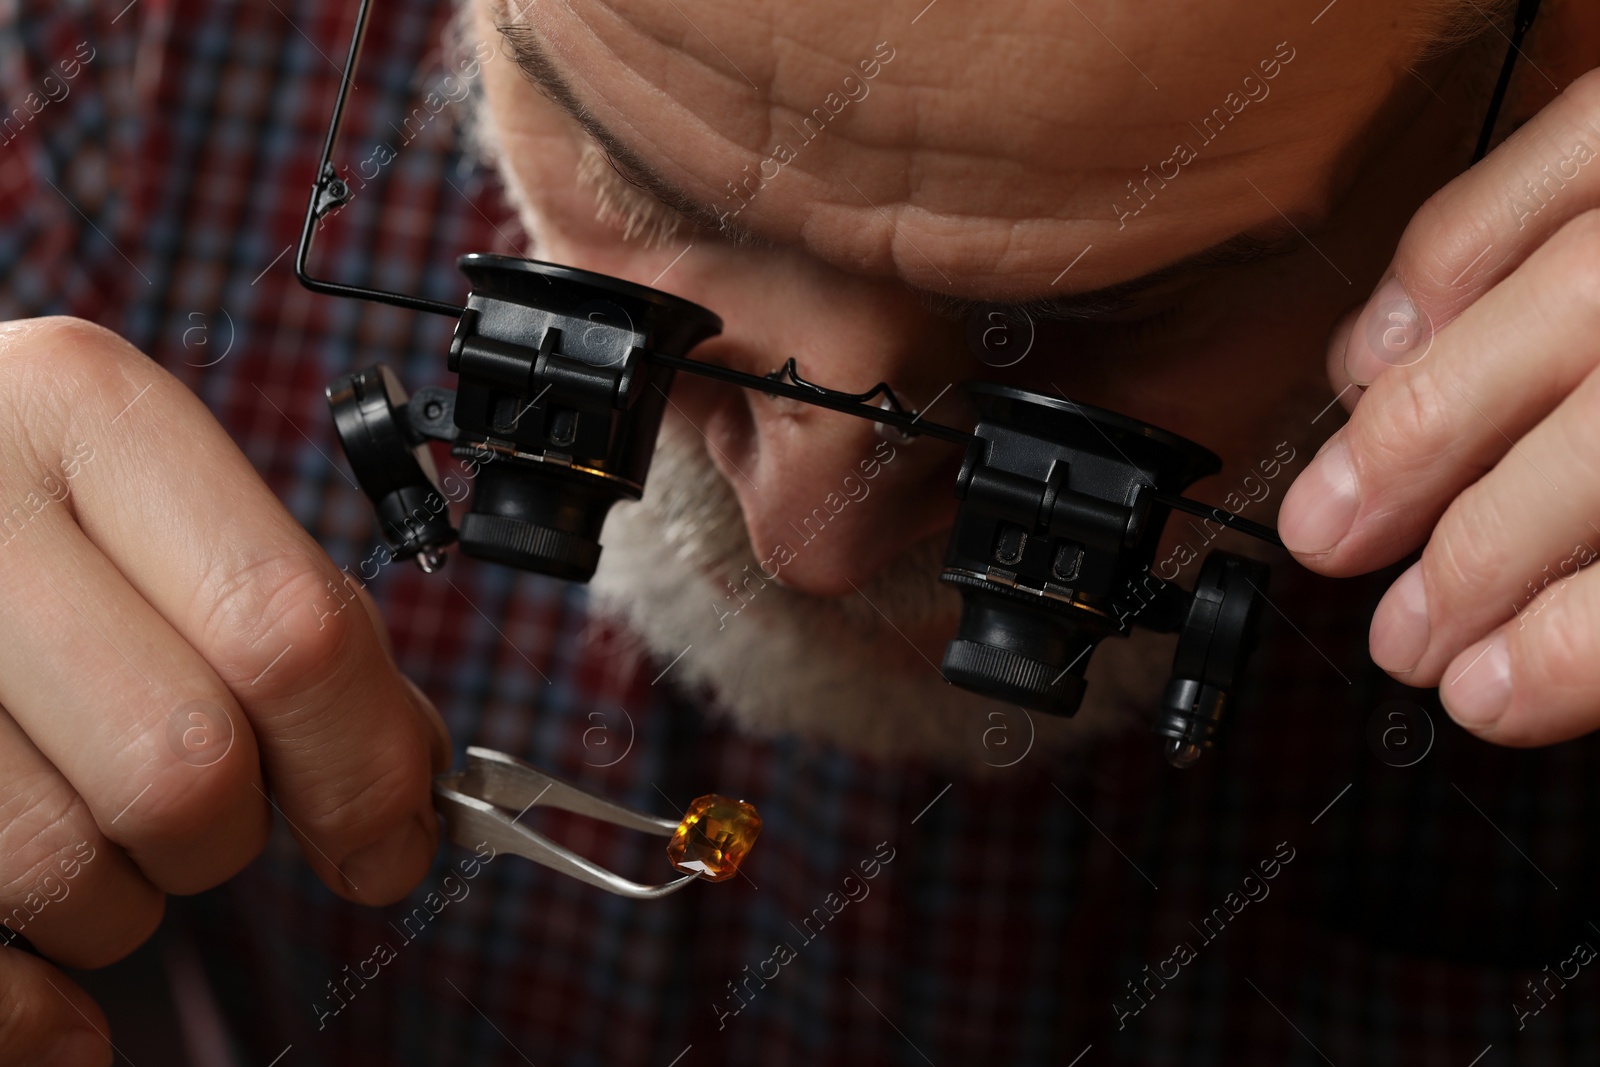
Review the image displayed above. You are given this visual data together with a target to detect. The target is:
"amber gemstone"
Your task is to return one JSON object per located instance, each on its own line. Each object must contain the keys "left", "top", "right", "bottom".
{"left": 667, "top": 795, "right": 761, "bottom": 882}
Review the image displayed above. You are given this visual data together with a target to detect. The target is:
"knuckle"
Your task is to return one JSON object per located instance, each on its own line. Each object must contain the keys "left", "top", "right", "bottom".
{"left": 1421, "top": 493, "right": 1509, "bottom": 617}
{"left": 1359, "top": 369, "right": 1454, "bottom": 476}
{"left": 0, "top": 315, "right": 125, "bottom": 360}
{"left": 0, "top": 315, "right": 136, "bottom": 394}
{"left": 310, "top": 736, "right": 426, "bottom": 848}
{"left": 112, "top": 733, "right": 261, "bottom": 860}
{"left": 0, "top": 317, "right": 161, "bottom": 483}
{"left": 0, "top": 783, "right": 92, "bottom": 914}
{"left": 0, "top": 776, "right": 164, "bottom": 970}
{"left": 1518, "top": 569, "right": 1600, "bottom": 700}
{"left": 1518, "top": 605, "right": 1587, "bottom": 699}
{"left": 1399, "top": 190, "right": 1497, "bottom": 299}
{"left": 195, "top": 550, "right": 364, "bottom": 695}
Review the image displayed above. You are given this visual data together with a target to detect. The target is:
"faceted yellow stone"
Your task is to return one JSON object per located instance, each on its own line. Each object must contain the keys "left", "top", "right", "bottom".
{"left": 667, "top": 794, "right": 761, "bottom": 882}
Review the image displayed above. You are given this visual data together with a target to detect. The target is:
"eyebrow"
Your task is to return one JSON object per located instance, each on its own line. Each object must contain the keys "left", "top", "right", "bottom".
{"left": 492, "top": 11, "right": 1312, "bottom": 319}
{"left": 494, "top": 13, "right": 772, "bottom": 245}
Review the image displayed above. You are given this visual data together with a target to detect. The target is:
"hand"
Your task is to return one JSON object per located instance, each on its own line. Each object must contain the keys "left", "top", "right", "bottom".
{"left": 0, "top": 318, "right": 449, "bottom": 1065}
{"left": 1278, "top": 69, "right": 1600, "bottom": 746}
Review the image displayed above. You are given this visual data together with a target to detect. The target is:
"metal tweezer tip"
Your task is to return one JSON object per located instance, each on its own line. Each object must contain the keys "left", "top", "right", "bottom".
{"left": 433, "top": 746, "right": 701, "bottom": 899}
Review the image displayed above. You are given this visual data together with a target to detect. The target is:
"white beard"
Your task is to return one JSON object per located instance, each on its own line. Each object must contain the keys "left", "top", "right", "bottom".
{"left": 589, "top": 418, "right": 1179, "bottom": 768}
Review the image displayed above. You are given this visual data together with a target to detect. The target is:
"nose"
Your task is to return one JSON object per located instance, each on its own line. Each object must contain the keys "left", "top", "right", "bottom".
{"left": 666, "top": 267, "right": 969, "bottom": 597}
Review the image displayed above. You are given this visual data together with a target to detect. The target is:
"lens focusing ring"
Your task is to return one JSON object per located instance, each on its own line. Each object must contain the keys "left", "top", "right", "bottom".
{"left": 459, "top": 512, "right": 602, "bottom": 581}
{"left": 940, "top": 638, "right": 1086, "bottom": 716}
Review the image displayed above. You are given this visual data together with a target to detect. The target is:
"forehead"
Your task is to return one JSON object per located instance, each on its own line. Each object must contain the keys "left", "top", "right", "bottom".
{"left": 495, "top": 0, "right": 1435, "bottom": 296}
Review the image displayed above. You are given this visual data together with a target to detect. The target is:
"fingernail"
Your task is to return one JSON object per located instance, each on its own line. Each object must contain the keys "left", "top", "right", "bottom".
{"left": 1279, "top": 435, "right": 1360, "bottom": 555}
{"left": 1445, "top": 633, "right": 1511, "bottom": 729}
{"left": 35, "top": 1030, "right": 106, "bottom": 1067}
{"left": 1369, "top": 562, "right": 1430, "bottom": 673}
{"left": 1346, "top": 274, "right": 1432, "bottom": 384}
{"left": 341, "top": 813, "right": 435, "bottom": 897}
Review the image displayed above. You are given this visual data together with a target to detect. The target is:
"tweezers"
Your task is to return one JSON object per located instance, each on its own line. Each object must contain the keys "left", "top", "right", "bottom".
{"left": 432, "top": 746, "right": 701, "bottom": 899}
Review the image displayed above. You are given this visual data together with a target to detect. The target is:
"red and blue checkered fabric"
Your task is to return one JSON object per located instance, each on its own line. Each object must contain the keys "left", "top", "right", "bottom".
{"left": 5, "top": 2, "right": 1600, "bottom": 1065}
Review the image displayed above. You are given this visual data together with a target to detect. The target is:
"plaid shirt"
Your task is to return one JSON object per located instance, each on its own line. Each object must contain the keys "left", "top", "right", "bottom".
{"left": 6, "top": 2, "right": 1600, "bottom": 1064}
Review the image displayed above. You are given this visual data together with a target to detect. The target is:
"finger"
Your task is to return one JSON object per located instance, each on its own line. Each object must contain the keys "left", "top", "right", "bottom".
{"left": 0, "top": 945, "right": 111, "bottom": 1067}
{"left": 0, "top": 497, "right": 270, "bottom": 897}
{"left": 352, "top": 582, "right": 397, "bottom": 663}
{"left": 350, "top": 583, "right": 451, "bottom": 774}
{"left": 1342, "top": 68, "right": 1600, "bottom": 385}
{"left": 1279, "top": 209, "right": 1600, "bottom": 569}
{"left": 1323, "top": 303, "right": 1364, "bottom": 415}
{"left": 0, "top": 707, "right": 164, "bottom": 969}
{"left": 0, "top": 319, "right": 438, "bottom": 904}
{"left": 1366, "top": 359, "right": 1600, "bottom": 683}
{"left": 1439, "top": 556, "right": 1600, "bottom": 747}
{"left": 400, "top": 675, "right": 454, "bottom": 776}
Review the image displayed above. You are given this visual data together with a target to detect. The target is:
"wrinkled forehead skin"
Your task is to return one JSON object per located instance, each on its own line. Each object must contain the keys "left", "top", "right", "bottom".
{"left": 502, "top": 0, "right": 1443, "bottom": 297}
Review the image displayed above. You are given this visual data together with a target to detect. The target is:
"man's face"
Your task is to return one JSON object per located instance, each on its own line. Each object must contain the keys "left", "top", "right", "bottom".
{"left": 465, "top": 0, "right": 1477, "bottom": 756}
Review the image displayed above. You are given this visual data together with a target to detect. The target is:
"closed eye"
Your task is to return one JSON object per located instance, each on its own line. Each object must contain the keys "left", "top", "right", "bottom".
{"left": 575, "top": 141, "right": 685, "bottom": 249}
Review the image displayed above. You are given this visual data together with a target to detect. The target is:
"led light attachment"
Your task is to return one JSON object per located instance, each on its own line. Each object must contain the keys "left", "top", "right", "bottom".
{"left": 326, "top": 257, "right": 721, "bottom": 581}
{"left": 940, "top": 386, "right": 1270, "bottom": 764}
